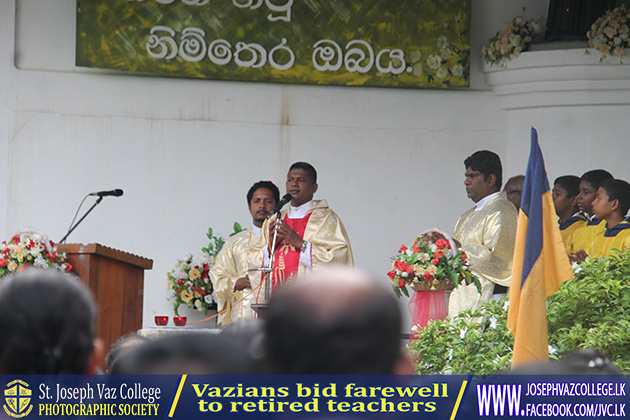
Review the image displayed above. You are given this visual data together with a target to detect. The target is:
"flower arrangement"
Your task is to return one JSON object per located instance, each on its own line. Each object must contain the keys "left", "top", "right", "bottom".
{"left": 167, "top": 224, "right": 243, "bottom": 317}
{"left": 0, "top": 231, "right": 71, "bottom": 277}
{"left": 482, "top": 13, "right": 544, "bottom": 66}
{"left": 587, "top": 5, "right": 630, "bottom": 62}
{"left": 388, "top": 229, "right": 481, "bottom": 298}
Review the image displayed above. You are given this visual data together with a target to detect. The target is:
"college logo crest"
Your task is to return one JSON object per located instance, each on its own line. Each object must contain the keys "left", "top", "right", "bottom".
{"left": 4, "top": 380, "right": 33, "bottom": 418}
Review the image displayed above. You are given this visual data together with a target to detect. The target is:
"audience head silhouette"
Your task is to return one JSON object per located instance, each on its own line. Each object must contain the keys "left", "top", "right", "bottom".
{"left": 0, "top": 268, "right": 100, "bottom": 374}
{"left": 110, "top": 334, "right": 254, "bottom": 375}
{"left": 264, "top": 266, "right": 411, "bottom": 374}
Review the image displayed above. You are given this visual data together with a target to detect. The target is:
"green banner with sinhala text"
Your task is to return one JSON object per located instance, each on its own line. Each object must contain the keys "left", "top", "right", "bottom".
{"left": 76, "top": 0, "right": 470, "bottom": 89}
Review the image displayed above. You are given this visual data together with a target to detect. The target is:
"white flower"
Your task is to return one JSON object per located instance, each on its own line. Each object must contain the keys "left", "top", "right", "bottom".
{"left": 503, "top": 300, "right": 509, "bottom": 311}
{"left": 34, "top": 255, "right": 47, "bottom": 268}
{"left": 406, "top": 248, "right": 413, "bottom": 257}
{"left": 509, "top": 34, "right": 522, "bottom": 47}
{"left": 489, "top": 316, "right": 497, "bottom": 329}
{"left": 436, "top": 35, "right": 449, "bottom": 49}
{"left": 426, "top": 54, "right": 442, "bottom": 70}
{"left": 29, "top": 243, "right": 44, "bottom": 256}
{"left": 459, "top": 327, "right": 467, "bottom": 338}
{"left": 198, "top": 253, "right": 213, "bottom": 265}
{"left": 548, "top": 345, "right": 557, "bottom": 355}
{"left": 429, "top": 243, "right": 438, "bottom": 252}
{"left": 409, "top": 50, "right": 422, "bottom": 62}
{"left": 437, "top": 67, "right": 449, "bottom": 79}
{"left": 173, "top": 268, "right": 187, "bottom": 279}
{"left": 440, "top": 48, "right": 452, "bottom": 60}
{"left": 401, "top": 271, "right": 409, "bottom": 278}
{"left": 205, "top": 294, "right": 215, "bottom": 304}
{"left": 195, "top": 299, "right": 203, "bottom": 311}
{"left": 179, "top": 259, "right": 191, "bottom": 271}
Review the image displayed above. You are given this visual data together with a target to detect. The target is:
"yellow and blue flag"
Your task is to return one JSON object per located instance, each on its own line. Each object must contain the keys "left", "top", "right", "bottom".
{"left": 507, "top": 128, "right": 573, "bottom": 368}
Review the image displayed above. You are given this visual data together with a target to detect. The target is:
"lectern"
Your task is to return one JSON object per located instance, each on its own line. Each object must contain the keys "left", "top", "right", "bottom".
{"left": 57, "top": 243, "right": 153, "bottom": 348}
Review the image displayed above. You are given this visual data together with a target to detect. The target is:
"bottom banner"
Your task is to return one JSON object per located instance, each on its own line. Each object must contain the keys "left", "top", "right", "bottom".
{"left": 1, "top": 375, "right": 627, "bottom": 419}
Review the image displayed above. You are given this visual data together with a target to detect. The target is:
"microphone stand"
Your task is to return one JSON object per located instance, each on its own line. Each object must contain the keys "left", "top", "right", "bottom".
{"left": 263, "top": 210, "right": 283, "bottom": 301}
{"left": 59, "top": 197, "right": 103, "bottom": 244}
{"left": 250, "top": 210, "right": 282, "bottom": 318}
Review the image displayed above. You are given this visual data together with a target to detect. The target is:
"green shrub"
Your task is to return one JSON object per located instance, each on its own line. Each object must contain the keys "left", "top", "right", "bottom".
{"left": 408, "top": 249, "right": 630, "bottom": 374}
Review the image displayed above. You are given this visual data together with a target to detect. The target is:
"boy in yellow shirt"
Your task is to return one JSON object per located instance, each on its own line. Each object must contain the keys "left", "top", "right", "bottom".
{"left": 588, "top": 179, "right": 630, "bottom": 258}
{"left": 569, "top": 170, "right": 613, "bottom": 259}
{"left": 553, "top": 175, "right": 587, "bottom": 251}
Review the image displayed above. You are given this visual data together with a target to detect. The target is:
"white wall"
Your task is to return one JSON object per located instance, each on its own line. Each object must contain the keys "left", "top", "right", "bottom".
{"left": 2, "top": 0, "right": 627, "bottom": 331}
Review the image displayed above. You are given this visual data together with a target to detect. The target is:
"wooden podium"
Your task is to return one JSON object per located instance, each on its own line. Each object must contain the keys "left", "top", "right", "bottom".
{"left": 57, "top": 243, "right": 153, "bottom": 348}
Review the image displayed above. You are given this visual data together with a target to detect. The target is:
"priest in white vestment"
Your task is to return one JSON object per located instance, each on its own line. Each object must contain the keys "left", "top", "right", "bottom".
{"left": 210, "top": 181, "right": 279, "bottom": 327}
{"left": 250, "top": 162, "right": 353, "bottom": 297}
{"left": 447, "top": 151, "right": 518, "bottom": 317}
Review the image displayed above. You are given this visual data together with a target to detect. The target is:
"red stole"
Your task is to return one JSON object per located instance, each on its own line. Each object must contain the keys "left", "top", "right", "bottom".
{"left": 272, "top": 213, "right": 311, "bottom": 288}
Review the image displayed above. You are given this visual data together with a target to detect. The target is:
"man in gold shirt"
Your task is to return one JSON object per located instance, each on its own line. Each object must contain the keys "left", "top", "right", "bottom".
{"left": 447, "top": 151, "right": 518, "bottom": 317}
{"left": 251, "top": 162, "right": 353, "bottom": 297}
{"left": 210, "top": 181, "right": 279, "bottom": 327}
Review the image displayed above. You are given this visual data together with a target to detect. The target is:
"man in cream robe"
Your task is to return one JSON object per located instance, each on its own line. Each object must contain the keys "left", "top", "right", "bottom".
{"left": 447, "top": 151, "right": 518, "bottom": 317}
{"left": 249, "top": 162, "right": 353, "bottom": 299}
{"left": 210, "top": 181, "right": 279, "bottom": 327}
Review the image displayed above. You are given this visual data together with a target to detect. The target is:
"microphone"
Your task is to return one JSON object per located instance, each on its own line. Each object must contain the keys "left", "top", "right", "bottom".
{"left": 89, "top": 189, "right": 124, "bottom": 197}
{"left": 272, "top": 193, "right": 293, "bottom": 214}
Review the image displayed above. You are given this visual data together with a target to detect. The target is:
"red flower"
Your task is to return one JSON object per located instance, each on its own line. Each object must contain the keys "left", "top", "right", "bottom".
{"left": 394, "top": 261, "right": 407, "bottom": 271}
{"left": 435, "top": 238, "right": 450, "bottom": 249}
{"left": 398, "top": 245, "right": 408, "bottom": 253}
{"left": 65, "top": 263, "right": 73, "bottom": 271}
{"left": 431, "top": 258, "right": 439, "bottom": 265}
{"left": 404, "top": 265, "right": 413, "bottom": 274}
{"left": 461, "top": 252, "right": 468, "bottom": 260}
{"left": 412, "top": 242, "right": 423, "bottom": 253}
{"left": 397, "top": 278, "right": 406, "bottom": 288}
{"left": 201, "top": 271, "right": 209, "bottom": 279}
{"left": 434, "top": 250, "right": 444, "bottom": 259}
{"left": 423, "top": 272, "right": 433, "bottom": 282}
{"left": 198, "top": 289, "right": 206, "bottom": 295}
{"left": 0, "top": 259, "right": 6, "bottom": 268}
{"left": 177, "top": 279, "right": 184, "bottom": 287}
{"left": 387, "top": 270, "right": 396, "bottom": 280}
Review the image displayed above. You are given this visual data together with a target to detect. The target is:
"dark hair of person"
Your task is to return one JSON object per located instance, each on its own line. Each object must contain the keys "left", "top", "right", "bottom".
{"left": 581, "top": 169, "right": 613, "bottom": 190}
{"left": 105, "top": 332, "right": 150, "bottom": 372}
{"left": 246, "top": 181, "right": 280, "bottom": 205}
{"left": 110, "top": 334, "right": 254, "bottom": 375}
{"left": 600, "top": 179, "right": 630, "bottom": 217}
{"left": 289, "top": 162, "right": 317, "bottom": 185}
{"left": 264, "top": 278, "right": 402, "bottom": 374}
{"left": 554, "top": 175, "right": 581, "bottom": 198}
{"left": 0, "top": 269, "right": 96, "bottom": 374}
{"left": 464, "top": 150, "right": 503, "bottom": 189}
